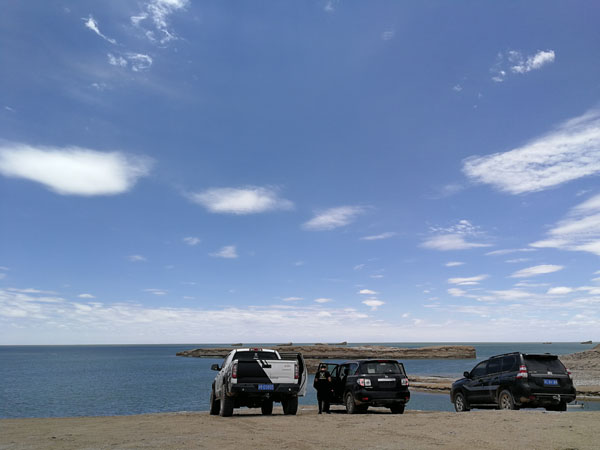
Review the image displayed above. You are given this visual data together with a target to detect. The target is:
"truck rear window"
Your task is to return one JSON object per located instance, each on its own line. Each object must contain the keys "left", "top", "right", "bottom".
{"left": 523, "top": 356, "right": 567, "bottom": 374}
{"left": 360, "top": 361, "right": 405, "bottom": 375}
{"left": 233, "top": 351, "right": 279, "bottom": 361}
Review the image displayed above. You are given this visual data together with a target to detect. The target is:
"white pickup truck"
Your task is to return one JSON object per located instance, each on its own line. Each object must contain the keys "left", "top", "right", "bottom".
{"left": 209, "top": 348, "right": 307, "bottom": 417}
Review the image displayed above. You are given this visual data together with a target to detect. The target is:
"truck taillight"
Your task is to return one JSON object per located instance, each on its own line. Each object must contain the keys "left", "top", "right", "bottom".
{"left": 516, "top": 365, "right": 528, "bottom": 379}
{"left": 357, "top": 378, "right": 371, "bottom": 387}
{"left": 294, "top": 363, "right": 299, "bottom": 380}
{"left": 232, "top": 361, "right": 238, "bottom": 379}
{"left": 401, "top": 378, "right": 409, "bottom": 386}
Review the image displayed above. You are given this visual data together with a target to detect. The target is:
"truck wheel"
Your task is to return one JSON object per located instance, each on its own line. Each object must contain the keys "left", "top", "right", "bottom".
{"left": 209, "top": 389, "right": 220, "bottom": 415}
{"left": 498, "top": 390, "right": 517, "bottom": 410}
{"left": 453, "top": 392, "right": 469, "bottom": 412}
{"left": 345, "top": 392, "right": 357, "bottom": 414}
{"left": 282, "top": 397, "right": 298, "bottom": 415}
{"left": 390, "top": 404, "right": 404, "bottom": 414}
{"left": 219, "top": 391, "right": 234, "bottom": 417}
{"left": 261, "top": 400, "right": 273, "bottom": 415}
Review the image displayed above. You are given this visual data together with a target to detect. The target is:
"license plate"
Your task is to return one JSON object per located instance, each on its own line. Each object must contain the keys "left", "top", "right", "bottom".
{"left": 543, "top": 379, "right": 559, "bottom": 386}
{"left": 258, "top": 384, "right": 274, "bottom": 391}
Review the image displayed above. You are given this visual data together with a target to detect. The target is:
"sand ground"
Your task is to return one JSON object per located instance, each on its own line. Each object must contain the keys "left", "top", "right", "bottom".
{"left": 1, "top": 407, "right": 597, "bottom": 450}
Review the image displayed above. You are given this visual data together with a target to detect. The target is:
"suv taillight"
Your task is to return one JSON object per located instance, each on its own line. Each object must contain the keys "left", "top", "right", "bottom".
{"left": 232, "top": 361, "right": 238, "bottom": 379}
{"left": 401, "top": 378, "right": 409, "bottom": 386}
{"left": 294, "top": 363, "right": 299, "bottom": 380}
{"left": 567, "top": 368, "right": 572, "bottom": 379}
{"left": 357, "top": 378, "right": 372, "bottom": 387}
{"left": 516, "top": 364, "right": 528, "bottom": 379}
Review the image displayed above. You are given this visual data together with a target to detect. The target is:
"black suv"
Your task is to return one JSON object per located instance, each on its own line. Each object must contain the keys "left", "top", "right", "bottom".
{"left": 322, "top": 359, "right": 410, "bottom": 414}
{"left": 451, "top": 353, "right": 576, "bottom": 412}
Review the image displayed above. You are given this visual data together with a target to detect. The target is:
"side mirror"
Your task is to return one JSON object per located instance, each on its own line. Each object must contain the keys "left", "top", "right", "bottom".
{"left": 463, "top": 371, "right": 471, "bottom": 379}
{"left": 211, "top": 364, "right": 221, "bottom": 371}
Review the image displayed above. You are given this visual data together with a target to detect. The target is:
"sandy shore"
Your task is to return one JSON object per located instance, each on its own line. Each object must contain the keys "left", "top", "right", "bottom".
{"left": 1, "top": 408, "right": 598, "bottom": 450}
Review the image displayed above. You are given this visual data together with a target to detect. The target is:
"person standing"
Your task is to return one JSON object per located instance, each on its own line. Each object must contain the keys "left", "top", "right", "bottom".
{"left": 313, "top": 363, "right": 332, "bottom": 414}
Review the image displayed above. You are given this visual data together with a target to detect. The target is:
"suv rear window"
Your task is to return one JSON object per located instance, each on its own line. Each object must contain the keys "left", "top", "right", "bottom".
{"left": 360, "top": 361, "right": 405, "bottom": 375}
{"left": 523, "top": 356, "right": 566, "bottom": 374}
{"left": 233, "top": 351, "right": 279, "bottom": 360}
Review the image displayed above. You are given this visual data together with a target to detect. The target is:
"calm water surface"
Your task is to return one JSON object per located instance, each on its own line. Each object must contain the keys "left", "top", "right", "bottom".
{"left": 1, "top": 343, "right": 597, "bottom": 418}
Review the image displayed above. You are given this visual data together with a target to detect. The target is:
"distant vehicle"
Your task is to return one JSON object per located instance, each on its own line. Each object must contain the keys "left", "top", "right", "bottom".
{"left": 451, "top": 352, "right": 576, "bottom": 412}
{"left": 210, "top": 348, "right": 307, "bottom": 417}
{"left": 322, "top": 359, "right": 410, "bottom": 414}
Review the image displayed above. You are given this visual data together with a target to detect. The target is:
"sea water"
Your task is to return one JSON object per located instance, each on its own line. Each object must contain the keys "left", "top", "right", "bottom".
{"left": 1, "top": 343, "right": 597, "bottom": 418}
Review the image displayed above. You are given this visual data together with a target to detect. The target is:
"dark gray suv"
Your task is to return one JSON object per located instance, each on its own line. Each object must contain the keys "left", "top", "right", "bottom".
{"left": 451, "top": 353, "right": 576, "bottom": 412}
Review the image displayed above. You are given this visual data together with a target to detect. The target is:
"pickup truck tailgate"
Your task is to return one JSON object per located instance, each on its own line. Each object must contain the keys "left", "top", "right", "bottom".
{"left": 236, "top": 360, "right": 297, "bottom": 384}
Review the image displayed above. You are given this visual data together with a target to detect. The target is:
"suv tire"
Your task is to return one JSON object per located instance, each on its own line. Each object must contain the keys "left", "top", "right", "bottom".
{"left": 390, "top": 403, "right": 405, "bottom": 414}
{"left": 219, "top": 391, "right": 234, "bottom": 417}
{"left": 209, "top": 388, "right": 220, "bottom": 415}
{"left": 261, "top": 400, "right": 273, "bottom": 415}
{"left": 546, "top": 401, "right": 567, "bottom": 412}
{"left": 345, "top": 392, "right": 357, "bottom": 414}
{"left": 498, "top": 389, "right": 517, "bottom": 410}
{"left": 453, "top": 392, "right": 469, "bottom": 412}
{"left": 282, "top": 396, "right": 298, "bottom": 415}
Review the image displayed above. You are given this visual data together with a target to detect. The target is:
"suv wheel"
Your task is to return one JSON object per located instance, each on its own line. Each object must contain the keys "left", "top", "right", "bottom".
{"left": 545, "top": 401, "right": 567, "bottom": 412}
{"left": 261, "top": 400, "right": 273, "bottom": 415}
{"left": 453, "top": 392, "right": 469, "bottom": 412}
{"left": 209, "top": 388, "right": 220, "bottom": 415}
{"left": 390, "top": 404, "right": 405, "bottom": 414}
{"left": 498, "top": 390, "right": 517, "bottom": 410}
{"left": 345, "top": 392, "right": 357, "bottom": 414}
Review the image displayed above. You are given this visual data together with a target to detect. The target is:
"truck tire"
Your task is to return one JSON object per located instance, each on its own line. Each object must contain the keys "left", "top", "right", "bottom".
{"left": 345, "top": 392, "right": 357, "bottom": 414}
{"left": 390, "top": 403, "right": 404, "bottom": 414}
{"left": 282, "top": 396, "right": 298, "bottom": 415}
{"left": 209, "top": 389, "right": 220, "bottom": 415}
{"left": 219, "top": 391, "right": 234, "bottom": 417}
{"left": 261, "top": 400, "right": 273, "bottom": 415}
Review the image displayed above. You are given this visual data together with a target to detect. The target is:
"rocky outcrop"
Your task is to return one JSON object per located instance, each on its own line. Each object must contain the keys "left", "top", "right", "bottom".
{"left": 176, "top": 343, "right": 476, "bottom": 361}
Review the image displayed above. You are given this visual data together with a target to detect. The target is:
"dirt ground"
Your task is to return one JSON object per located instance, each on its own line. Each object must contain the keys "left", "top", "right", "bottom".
{"left": 1, "top": 407, "right": 597, "bottom": 450}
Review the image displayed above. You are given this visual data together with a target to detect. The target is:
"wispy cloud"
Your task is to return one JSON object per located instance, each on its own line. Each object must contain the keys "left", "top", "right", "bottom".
{"left": 128, "top": 255, "right": 147, "bottom": 262}
{"left": 362, "top": 299, "right": 384, "bottom": 310}
{"left": 360, "top": 232, "right": 396, "bottom": 241}
{"left": 530, "top": 193, "right": 600, "bottom": 256}
{"left": 547, "top": 287, "right": 573, "bottom": 295}
{"left": 131, "top": 0, "right": 189, "bottom": 44}
{"left": 78, "top": 293, "right": 96, "bottom": 299}
{"left": 108, "top": 53, "right": 153, "bottom": 72}
{"left": 282, "top": 297, "right": 303, "bottom": 302}
{"left": 448, "top": 274, "right": 489, "bottom": 285}
{"left": 303, "top": 206, "right": 366, "bottom": 231}
{"left": 490, "top": 49, "right": 555, "bottom": 82}
{"left": 323, "top": 1, "right": 337, "bottom": 13}
{"left": 486, "top": 248, "right": 536, "bottom": 256}
{"left": 189, "top": 186, "right": 293, "bottom": 215}
{"left": 422, "top": 220, "right": 491, "bottom": 251}
{"left": 83, "top": 15, "right": 116, "bottom": 44}
{"left": 314, "top": 298, "right": 333, "bottom": 304}
{"left": 0, "top": 143, "right": 152, "bottom": 196}
{"left": 510, "top": 264, "right": 563, "bottom": 278}
{"left": 445, "top": 261, "right": 464, "bottom": 267}
{"left": 358, "top": 289, "right": 377, "bottom": 295}
{"left": 144, "top": 288, "right": 167, "bottom": 296}
{"left": 463, "top": 110, "right": 600, "bottom": 194}
{"left": 182, "top": 237, "right": 201, "bottom": 246}
{"left": 381, "top": 30, "right": 395, "bottom": 41}
{"left": 210, "top": 245, "right": 238, "bottom": 259}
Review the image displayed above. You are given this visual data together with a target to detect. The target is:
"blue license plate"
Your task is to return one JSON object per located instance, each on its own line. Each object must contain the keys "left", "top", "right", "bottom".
{"left": 258, "top": 384, "right": 274, "bottom": 391}
{"left": 543, "top": 379, "right": 559, "bottom": 386}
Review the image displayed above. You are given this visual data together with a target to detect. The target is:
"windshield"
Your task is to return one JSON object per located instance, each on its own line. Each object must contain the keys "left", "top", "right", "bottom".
{"left": 523, "top": 356, "right": 566, "bottom": 374}
{"left": 233, "top": 351, "right": 279, "bottom": 361}
{"left": 359, "top": 361, "right": 404, "bottom": 375}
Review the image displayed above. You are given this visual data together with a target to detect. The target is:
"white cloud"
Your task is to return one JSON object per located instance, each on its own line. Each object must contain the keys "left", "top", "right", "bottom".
{"left": 381, "top": 30, "right": 395, "bottom": 41}
{"left": 127, "top": 53, "right": 153, "bottom": 72}
{"left": 131, "top": 0, "right": 189, "bottom": 44}
{"left": 547, "top": 287, "right": 573, "bottom": 295}
{"left": 353, "top": 264, "right": 365, "bottom": 271}
{"left": 486, "top": 248, "right": 536, "bottom": 256}
{"left": 78, "top": 293, "right": 96, "bottom": 299}
{"left": 144, "top": 288, "right": 167, "bottom": 296}
{"left": 447, "top": 288, "right": 466, "bottom": 297}
{"left": 530, "top": 193, "right": 600, "bottom": 256}
{"left": 314, "top": 298, "right": 333, "bottom": 304}
{"left": 360, "top": 232, "right": 396, "bottom": 241}
{"left": 83, "top": 16, "right": 116, "bottom": 44}
{"left": 182, "top": 237, "right": 201, "bottom": 246}
{"left": 362, "top": 299, "right": 384, "bottom": 310}
{"left": 210, "top": 245, "right": 238, "bottom": 259}
{"left": 108, "top": 53, "right": 128, "bottom": 67}
{"left": 510, "top": 264, "right": 564, "bottom": 278}
{"left": 370, "top": 274, "right": 384, "bottom": 279}
{"left": 324, "top": 1, "right": 336, "bottom": 13}
{"left": 422, "top": 234, "right": 490, "bottom": 251}
{"left": 453, "top": 84, "right": 463, "bottom": 92}
{"left": 358, "top": 289, "right": 377, "bottom": 295}
{"left": 463, "top": 110, "right": 600, "bottom": 194}
{"left": 490, "top": 49, "right": 555, "bottom": 82}
{"left": 445, "top": 261, "right": 464, "bottom": 267}
{"left": 128, "top": 255, "right": 147, "bottom": 262}
{"left": 189, "top": 186, "right": 293, "bottom": 215}
{"left": 0, "top": 144, "right": 151, "bottom": 196}
{"left": 303, "top": 206, "right": 365, "bottom": 231}
{"left": 282, "top": 297, "right": 303, "bottom": 302}
{"left": 448, "top": 275, "right": 489, "bottom": 285}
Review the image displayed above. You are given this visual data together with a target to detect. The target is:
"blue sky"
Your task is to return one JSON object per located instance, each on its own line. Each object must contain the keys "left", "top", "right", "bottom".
{"left": 1, "top": 1, "right": 599, "bottom": 344}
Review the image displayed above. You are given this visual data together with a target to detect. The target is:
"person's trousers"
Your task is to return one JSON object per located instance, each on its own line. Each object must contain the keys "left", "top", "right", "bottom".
{"left": 317, "top": 390, "right": 330, "bottom": 412}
